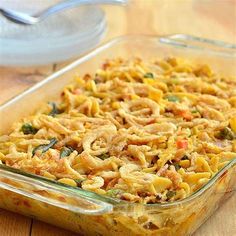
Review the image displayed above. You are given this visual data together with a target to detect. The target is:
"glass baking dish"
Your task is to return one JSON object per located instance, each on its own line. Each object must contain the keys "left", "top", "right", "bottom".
{"left": 0, "top": 34, "right": 235, "bottom": 236}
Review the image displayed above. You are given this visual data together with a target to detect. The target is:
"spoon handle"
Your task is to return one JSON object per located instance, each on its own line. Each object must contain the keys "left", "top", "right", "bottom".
{"left": 38, "top": 0, "right": 127, "bottom": 19}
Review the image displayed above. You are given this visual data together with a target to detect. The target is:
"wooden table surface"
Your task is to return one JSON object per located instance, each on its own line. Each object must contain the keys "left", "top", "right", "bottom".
{"left": 0, "top": 0, "right": 235, "bottom": 235}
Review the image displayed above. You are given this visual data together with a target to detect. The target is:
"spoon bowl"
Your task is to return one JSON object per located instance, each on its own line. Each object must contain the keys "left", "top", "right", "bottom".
{"left": 0, "top": 0, "right": 127, "bottom": 25}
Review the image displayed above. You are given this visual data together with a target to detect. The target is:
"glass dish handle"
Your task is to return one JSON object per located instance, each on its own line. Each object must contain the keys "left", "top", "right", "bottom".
{"left": 160, "top": 34, "right": 236, "bottom": 54}
{"left": 0, "top": 168, "right": 113, "bottom": 215}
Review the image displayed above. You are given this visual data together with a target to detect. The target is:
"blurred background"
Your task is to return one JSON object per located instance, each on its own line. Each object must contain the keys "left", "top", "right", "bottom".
{"left": 0, "top": 0, "right": 235, "bottom": 103}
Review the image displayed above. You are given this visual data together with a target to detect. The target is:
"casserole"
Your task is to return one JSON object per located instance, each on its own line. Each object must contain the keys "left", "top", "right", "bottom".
{"left": 0, "top": 34, "right": 235, "bottom": 236}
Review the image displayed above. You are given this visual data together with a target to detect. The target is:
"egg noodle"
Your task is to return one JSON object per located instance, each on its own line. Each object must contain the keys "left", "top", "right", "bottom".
{"left": 0, "top": 57, "right": 235, "bottom": 204}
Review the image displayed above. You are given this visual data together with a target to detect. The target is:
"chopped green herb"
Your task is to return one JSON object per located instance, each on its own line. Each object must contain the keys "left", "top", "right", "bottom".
{"left": 144, "top": 72, "right": 154, "bottom": 78}
{"left": 166, "top": 190, "right": 176, "bottom": 199}
{"left": 172, "top": 162, "right": 181, "bottom": 171}
{"left": 106, "top": 189, "right": 124, "bottom": 198}
{"left": 191, "top": 109, "right": 199, "bottom": 114}
{"left": 32, "top": 138, "right": 57, "bottom": 156}
{"left": 48, "top": 102, "right": 62, "bottom": 117}
{"left": 215, "top": 127, "right": 235, "bottom": 140}
{"left": 21, "top": 123, "right": 38, "bottom": 135}
{"left": 60, "top": 146, "right": 74, "bottom": 158}
{"left": 165, "top": 95, "right": 179, "bottom": 102}
{"left": 97, "top": 153, "right": 109, "bottom": 160}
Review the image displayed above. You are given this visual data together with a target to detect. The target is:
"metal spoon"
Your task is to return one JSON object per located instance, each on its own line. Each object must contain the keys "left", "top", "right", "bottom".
{"left": 0, "top": 0, "right": 127, "bottom": 25}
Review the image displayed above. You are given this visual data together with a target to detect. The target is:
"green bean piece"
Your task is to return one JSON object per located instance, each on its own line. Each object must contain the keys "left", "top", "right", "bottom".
{"left": 21, "top": 123, "right": 38, "bottom": 135}
{"left": 32, "top": 138, "right": 57, "bottom": 156}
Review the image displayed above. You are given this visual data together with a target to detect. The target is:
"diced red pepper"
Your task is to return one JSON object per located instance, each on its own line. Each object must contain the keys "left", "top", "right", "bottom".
{"left": 178, "top": 110, "right": 193, "bottom": 121}
{"left": 176, "top": 139, "right": 188, "bottom": 149}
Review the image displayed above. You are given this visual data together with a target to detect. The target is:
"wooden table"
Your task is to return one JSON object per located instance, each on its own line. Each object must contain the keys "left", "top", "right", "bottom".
{"left": 0, "top": 1, "right": 235, "bottom": 235}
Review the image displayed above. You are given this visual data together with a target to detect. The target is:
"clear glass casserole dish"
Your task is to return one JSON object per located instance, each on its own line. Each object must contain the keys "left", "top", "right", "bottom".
{"left": 0, "top": 34, "right": 235, "bottom": 236}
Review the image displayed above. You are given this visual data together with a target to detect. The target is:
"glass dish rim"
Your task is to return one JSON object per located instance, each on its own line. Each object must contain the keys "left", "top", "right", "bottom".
{"left": 0, "top": 159, "right": 235, "bottom": 208}
{"left": 0, "top": 34, "right": 236, "bottom": 209}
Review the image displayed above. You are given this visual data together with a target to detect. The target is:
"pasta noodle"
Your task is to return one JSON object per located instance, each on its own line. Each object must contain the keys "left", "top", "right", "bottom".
{"left": 0, "top": 57, "right": 235, "bottom": 204}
